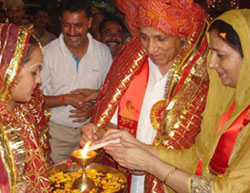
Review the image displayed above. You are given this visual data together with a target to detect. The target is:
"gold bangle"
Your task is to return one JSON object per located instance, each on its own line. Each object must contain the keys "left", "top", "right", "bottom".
{"left": 163, "top": 166, "right": 177, "bottom": 184}
{"left": 187, "top": 175, "right": 193, "bottom": 193}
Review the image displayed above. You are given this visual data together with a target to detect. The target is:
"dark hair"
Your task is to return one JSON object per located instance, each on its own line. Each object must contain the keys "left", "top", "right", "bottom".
{"left": 193, "top": 0, "right": 208, "bottom": 13}
{"left": 59, "top": 0, "right": 92, "bottom": 18}
{"left": 0, "top": 9, "right": 6, "bottom": 17}
{"left": 209, "top": 20, "right": 243, "bottom": 57}
{"left": 22, "top": 35, "right": 40, "bottom": 65}
{"left": 33, "top": 6, "right": 49, "bottom": 15}
{"left": 99, "top": 16, "right": 126, "bottom": 33}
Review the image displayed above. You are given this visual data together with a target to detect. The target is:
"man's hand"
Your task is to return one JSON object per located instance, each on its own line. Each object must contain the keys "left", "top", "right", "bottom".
{"left": 80, "top": 123, "right": 106, "bottom": 148}
{"left": 44, "top": 93, "right": 85, "bottom": 109}
{"left": 65, "top": 93, "right": 86, "bottom": 109}
{"left": 16, "top": 182, "right": 27, "bottom": 193}
{"left": 70, "top": 88, "right": 99, "bottom": 102}
{"left": 69, "top": 102, "right": 94, "bottom": 122}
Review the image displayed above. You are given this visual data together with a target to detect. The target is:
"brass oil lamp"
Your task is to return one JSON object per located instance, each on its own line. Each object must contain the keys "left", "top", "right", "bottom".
{"left": 71, "top": 142, "right": 97, "bottom": 192}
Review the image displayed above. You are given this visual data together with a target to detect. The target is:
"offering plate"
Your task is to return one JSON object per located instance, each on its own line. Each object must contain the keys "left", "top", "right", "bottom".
{"left": 46, "top": 163, "right": 127, "bottom": 193}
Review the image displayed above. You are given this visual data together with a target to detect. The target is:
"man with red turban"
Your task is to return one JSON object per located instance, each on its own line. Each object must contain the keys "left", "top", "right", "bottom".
{"left": 81, "top": 0, "right": 209, "bottom": 192}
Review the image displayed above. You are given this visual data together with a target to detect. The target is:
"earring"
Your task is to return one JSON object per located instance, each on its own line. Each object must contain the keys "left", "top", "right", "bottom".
{"left": 181, "top": 37, "right": 186, "bottom": 48}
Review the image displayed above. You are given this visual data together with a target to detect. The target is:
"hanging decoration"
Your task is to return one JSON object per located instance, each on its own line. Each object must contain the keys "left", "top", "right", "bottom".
{"left": 206, "top": 0, "right": 240, "bottom": 21}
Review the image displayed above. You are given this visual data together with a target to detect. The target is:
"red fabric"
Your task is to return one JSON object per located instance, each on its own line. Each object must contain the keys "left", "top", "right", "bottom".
{"left": 0, "top": 93, "right": 52, "bottom": 193}
{"left": 216, "top": 103, "right": 235, "bottom": 134}
{"left": 93, "top": 57, "right": 149, "bottom": 193}
{"left": 17, "top": 89, "right": 51, "bottom": 192}
{"left": 0, "top": 24, "right": 29, "bottom": 101}
{"left": 117, "top": 60, "right": 149, "bottom": 192}
{"left": 195, "top": 159, "right": 203, "bottom": 176}
{"left": 115, "top": 0, "right": 140, "bottom": 35}
{"left": 90, "top": 3, "right": 208, "bottom": 190}
{"left": 0, "top": 154, "right": 11, "bottom": 193}
{"left": 116, "top": 0, "right": 205, "bottom": 38}
{"left": 0, "top": 23, "right": 51, "bottom": 192}
{"left": 171, "top": 36, "right": 208, "bottom": 102}
{"left": 144, "top": 19, "right": 209, "bottom": 193}
{"left": 118, "top": 59, "right": 149, "bottom": 137}
{"left": 90, "top": 36, "right": 146, "bottom": 127}
{"left": 209, "top": 104, "right": 250, "bottom": 174}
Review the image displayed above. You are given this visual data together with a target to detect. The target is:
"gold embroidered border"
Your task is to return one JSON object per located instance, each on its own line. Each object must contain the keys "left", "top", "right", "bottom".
{"left": 0, "top": 120, "right": 25, "bottom": 193}
{"left": 188, "top": 175, "right": 212, "bottom": 193}
{"left": 96, "top": 49, "right": 146, "bottom": 128}
{"left": 1, "top": 25, "right": 30, "bottom": 101}
{"left": 165, "top": 22, "right": 208, "bottom": 101}
{"left": 153, "top": 22, "right": 209, "bottom": 149}
{"left": 0, "top": 24, "right": 31, "bottom": 192}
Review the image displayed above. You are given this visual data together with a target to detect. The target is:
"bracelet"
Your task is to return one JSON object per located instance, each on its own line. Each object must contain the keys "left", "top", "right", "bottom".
{"left": 163, "top": 166, "right": 177, "bottom": 184}
{"left": 62, "top": 94, "right": 67, "bottom": 106}
{"left": 187, "top": 175, "right": 193, "bottom": 193}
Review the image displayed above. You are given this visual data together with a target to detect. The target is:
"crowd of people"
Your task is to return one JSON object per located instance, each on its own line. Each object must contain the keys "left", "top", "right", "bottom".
{"left": 0, "top": 0, "right": 250, "bottom": 192}
{"left": 1, "top": 0, "right": 56, "bottom": 47}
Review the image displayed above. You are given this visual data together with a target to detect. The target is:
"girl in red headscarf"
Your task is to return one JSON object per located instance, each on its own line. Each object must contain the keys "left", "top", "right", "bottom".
{"left": 0, "top": 23, "right": 51, "bottom": 193}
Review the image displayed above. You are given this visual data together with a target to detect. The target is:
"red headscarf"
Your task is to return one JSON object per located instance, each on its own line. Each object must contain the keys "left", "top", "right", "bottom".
{"left": 0, "top": 24, "right": 31, "bottom": 102}
{"left": 116, "top": 0, "right": 206, "bottom": 38}
{"left": 0, "top": 24, "right": 51, "bottom": 193}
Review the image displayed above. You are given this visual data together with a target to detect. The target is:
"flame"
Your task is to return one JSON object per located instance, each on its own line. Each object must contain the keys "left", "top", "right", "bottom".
{"left": 81, "top": 141, "right": 92, "bottom": 157}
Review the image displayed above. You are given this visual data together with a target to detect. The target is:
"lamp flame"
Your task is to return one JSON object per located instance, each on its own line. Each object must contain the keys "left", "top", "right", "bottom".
{"left": 81, "top": 141, "right": 92, "bottom": 157}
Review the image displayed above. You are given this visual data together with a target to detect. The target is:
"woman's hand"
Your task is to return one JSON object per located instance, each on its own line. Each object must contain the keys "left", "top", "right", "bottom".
{"left": 104, "top": 142, "right": 155, "bottom": 172}
{"left": 100, "top": 129, "right": 155, "bottom": 171}
{"left": 101, "top": 129, "right": 144, "bottom": 148}
{"left": 100, "top": 129, "right": 159, "bottom": 172}
{"left": 100, "top": 129, "right": 153, "bottom": 171}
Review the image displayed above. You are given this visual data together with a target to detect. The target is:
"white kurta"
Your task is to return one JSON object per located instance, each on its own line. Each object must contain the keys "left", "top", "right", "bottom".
{"left": 110, "top": 58, "right": 169, "bottom": 193}
{"left": 41, "top": 33, "right": 112, "bottom": 128}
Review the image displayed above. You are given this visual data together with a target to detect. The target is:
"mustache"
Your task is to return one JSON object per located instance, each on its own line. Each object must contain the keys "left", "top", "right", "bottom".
{"left": 105, "top": 40, "right": 121, "bottom": 45}
{"left": 66, "top": 34, "right": 82, "bottom": 38}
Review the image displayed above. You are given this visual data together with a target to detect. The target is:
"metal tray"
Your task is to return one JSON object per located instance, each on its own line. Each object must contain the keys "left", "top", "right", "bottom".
{"left": 46, "top": 163, "right": 127, "bottom": 193}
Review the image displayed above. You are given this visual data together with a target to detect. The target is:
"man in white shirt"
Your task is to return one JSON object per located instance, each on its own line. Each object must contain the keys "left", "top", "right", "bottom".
{"left": 41, "top": 0, "right": 112, "bottom": 164}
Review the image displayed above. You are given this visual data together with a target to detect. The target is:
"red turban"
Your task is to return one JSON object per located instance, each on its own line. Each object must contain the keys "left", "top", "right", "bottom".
{"left": 116, "top": 0, "right": 206, "bottom": 38}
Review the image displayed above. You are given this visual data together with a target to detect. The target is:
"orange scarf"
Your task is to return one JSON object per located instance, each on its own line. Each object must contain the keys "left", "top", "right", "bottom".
{"left": 118, "top": 59, "right": 149, "bottom": 136}
{"left": 209, "top": 103, "right": 250, "bottom": 175}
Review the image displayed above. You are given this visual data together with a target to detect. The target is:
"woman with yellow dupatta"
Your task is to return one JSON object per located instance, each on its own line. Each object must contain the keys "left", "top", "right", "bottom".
{"left": 0, "top": 24, "right": 51, "bottom": 192}
{"left": 101, "top": 9, "right": 250, "bottom": 193}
